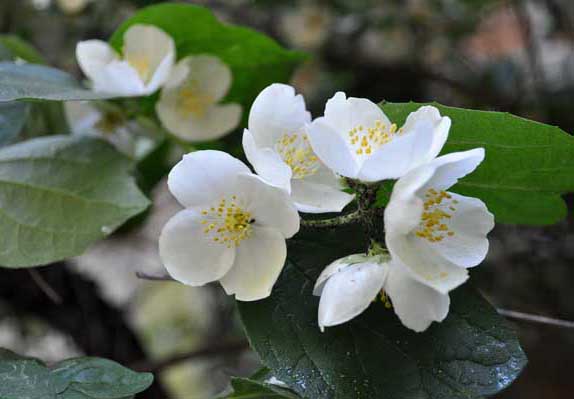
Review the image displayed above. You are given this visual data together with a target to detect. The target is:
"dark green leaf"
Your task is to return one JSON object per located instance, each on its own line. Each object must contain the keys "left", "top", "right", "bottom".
{"left": 0, "top": 101, "right": 29, "bottom": 145}
{"left": 0, "top": 349, "right": 64, "bottom": 399}
{"left": 52, "top": 358, "right": 153, "bottom": 398}
{"left": 382, "top": 102, "right": 574, "bottom": 225}
{"left": 0, "top": 135, "right": 149, "bottom": 268}
{"left": 0, "top": 62, "right": 114, "bottom": 102}
{"left": 238, "top": 227, "right": 527, "bottom": 399}
{"left": 225, "top": 378, "right": 301, "bottom": 399}
{"left": 109, "top": 3, "right": 306, "bottom": 111}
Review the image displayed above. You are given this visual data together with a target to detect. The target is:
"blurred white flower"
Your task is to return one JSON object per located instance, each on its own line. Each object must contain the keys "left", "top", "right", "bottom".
{"left": 76, "top": 24, "right": 175, "bottom": 97}
{"left": 56, "top": 0, "right": 90, "bottom": 14}
{"left": 315, "top": 254, "right": 450, "bottom": 332}
{"left": 64, "top": 101, "right": 139, "bottom": 156}
{"left": 243, "top": 84, "right": 354, "bottom": 213}
{"left": 156, "top": 55, "right": 241, "bottom": 142}
{"left": 280, "top": 4, "right": 332, "bottom": 50}
{"left": 307, "top": 94, "right": 451, "bottom": 182}
{"left": 159, "top": 150, "right": 300, "bottom": 301}
{"left": 384, "top": 148, "right": 494, "bottom": 294}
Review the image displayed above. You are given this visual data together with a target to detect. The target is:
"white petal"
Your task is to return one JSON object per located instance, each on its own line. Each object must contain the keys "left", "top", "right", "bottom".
{"left": 291, "top": 178, "right": 353, "bottom": 213}
{"left": 158, "top": 100, "right": 241, "bottom": 142}
{"left": 76, "top": 40, "right": 118, "bottom": 82}
{"left": 420, "top": 148, "right": 485, "bottom": 193}
{"left": 248, "top": 83, "right": 311, "bottom": 148}
{"left": 237, "top": 173, "right": 300, "bottom": 238}
{"left": 219, "top": 226, "right": 286, "bottom": 301}
{"left": 167, "top": 150, "right": 250, "bottom": 208}
{"left": 323, "top": 92, "right": 391, "bottom": 134}
{"left": 180, "top": 55, "right": 233, "bottom": 102}
{"left": 401, "top": 105, "right": 450, "bottom": 164}
{"left": 429, "top": 193, "right": 494, "bottom": 268}
{"left": 242, "top": 129, "right": 292, "bottom": 192}
{"left": 306, "top": 118, "right": 359, "bottom": 178}
{"left": 123, "top": 24, "right": 175, "bottom": 88}
{"left": 386, "top": 233, "right": 469, "bottom": 294}
{"left": 92, "top": 60, "right": 146, "bottom": 96}
{"left": 385, "top": 261, "right": 450, "bottom": 332}
{"left": 317, "top": 262, "right": 388, "bottom": 331}
{"left": 357, "top": 122, "right": 434, "bottom": 182}
{"left": 159, "top": 209, "right": 235, "bottom": 286}
{"left": 64, "top": 101, "right": 102, "bottom": 135}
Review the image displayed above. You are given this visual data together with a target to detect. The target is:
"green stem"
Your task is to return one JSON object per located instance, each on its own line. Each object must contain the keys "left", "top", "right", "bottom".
{"left": 300, "top": 210, "right": 362, "bottom": 228}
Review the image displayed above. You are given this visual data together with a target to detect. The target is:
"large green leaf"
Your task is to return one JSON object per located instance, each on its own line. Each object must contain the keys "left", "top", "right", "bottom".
{"left": 225, "top": 378, "right": 301, "bottom": 399}
{"left": 0, "top": 350, "right": 151, "bottom": 399}
{"left": 382, "top": 102, "right": 574, "bottom": 225}
{"left": 52, "top": 358, "right": 153, "bottom": 398}
{"left": 0, "top": 101, "right": 29, "bottom": 146}
{"left": 0, "top": 135, "right": 149, "bottom": 268}
{"left": 0, "top": 63, "right": 114, "bottom": 102}
{"left": 238, "top": 227, "right": 527, "bottom": 399}
{"left": 109, "top": 3, "right": 305, "bottom": 110}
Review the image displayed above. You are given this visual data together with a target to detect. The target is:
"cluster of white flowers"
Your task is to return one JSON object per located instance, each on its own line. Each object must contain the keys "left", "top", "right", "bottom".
{"left": 160, "top": 83, "right": 494, "bottom": 332}
{"left": 75, "top": 24, "right": 241, "bottom": 144}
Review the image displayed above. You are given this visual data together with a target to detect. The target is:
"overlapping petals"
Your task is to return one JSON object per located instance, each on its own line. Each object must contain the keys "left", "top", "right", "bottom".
{"left": 76, "top": 24, "right": 175, "bottom": 96}
{"left": 307, "top": 92, "right": 451, "bottom": 183}
{"left": 159, "top": 150, "right": 299, "bottom": 301}
{"left": 243, "top": 84, "right": 354, "bottom": 213}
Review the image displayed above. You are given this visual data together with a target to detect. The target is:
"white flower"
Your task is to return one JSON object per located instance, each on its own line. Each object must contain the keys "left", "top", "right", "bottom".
{"left": 384, "top": 148, "right": 494, "bottom": 294}
{"left": 156, "top": 55, "right": 242, "bottom": 142}
{"left": 306, "top": 93, "right": 451, "bottom": 182}
{"left": 314, "top": 254, "right": 450, "bottom": 332}
{"left": 64, "top": 101, "right": 152, "bottom": 158}
{"left": 57, "top": 0, "right": 90, "bottom": 15}
{"left": 76, "top": 24, "right": 175, "bottom": 97}
{"left": 243, "top": 84, "right": 354, "bottom": 213}
{"left": 159, "top": 150, "right": 300, "bottom": 301}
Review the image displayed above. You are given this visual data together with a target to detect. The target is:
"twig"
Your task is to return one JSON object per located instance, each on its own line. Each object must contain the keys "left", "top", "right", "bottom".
{"left": 135, "top": 271, "right": 176, "bottom": 282}
{"left": 301, "top": 210, "right": 361, "bottom": 229}
{"left": 132, "top": 339, "right": 249, "bottom": 372}
{"left": 497, "top": 308, "right": 574, "bottom": 329}
{"left": 28, "top": 269, "right": 62, "bottom": 304}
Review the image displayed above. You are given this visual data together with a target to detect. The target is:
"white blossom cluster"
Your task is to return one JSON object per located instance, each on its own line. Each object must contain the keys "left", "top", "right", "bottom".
{"left": 72, "top": 22, "right": 494, "bottom": 333}
{"left": 159, "top": 83, "right": 494, "bottom": 333}
{"left": 73, "top": 24, "right": 241, "bottom": 146}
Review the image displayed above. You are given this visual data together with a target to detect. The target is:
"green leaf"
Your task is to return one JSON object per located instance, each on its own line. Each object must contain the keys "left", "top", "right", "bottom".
{"left": 238, "top": 227, "right": 527, "bottom": 399}
{"left": 0, "top": 62, "right": 114, "bottom": 102}
{"left": 381, "top": 102, "right": 574, "bottom": 225}
{"left": 0, "top": 135, "right": 149, "bottom": 268}
{"left": 109, "top": 3, "right": 306, "bottom": 110}
{"left": 52, "top": 358, "right": 153, "bottom": 399}
{"left": 0, "top": 350, "right": 151, "bottom": 399}
{"left": 0, "top": 35, "right": 46, "bottom": 64}
{"left": 0, "top": 101, "right": 29, "bottom": 145}
{"left": 225, "top": 378, "right": 301, "bottom": 399}
{"left": 0, "top": 349, "right": 64, "bottom": 399}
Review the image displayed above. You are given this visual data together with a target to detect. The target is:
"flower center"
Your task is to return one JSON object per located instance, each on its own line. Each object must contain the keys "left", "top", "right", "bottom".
{"left": 347, "top": 120, "right": 401, "bottom": 157}
{"left": 126, "top": 56, "right": 151, "bottom": 82}
{"left": 415, "top": 189, "right": 458, "bottom": 242}
{"left": 94, "top": 111, "right": 124, "bottom": 135}
{"left": 275, "top": 133, "right": 320, "bottom": 179}
{"left": 178, "top": 87, "right": 214, "bottom": 118}
{"left": 200, "top": 196, "right": 253, "bottom": 248}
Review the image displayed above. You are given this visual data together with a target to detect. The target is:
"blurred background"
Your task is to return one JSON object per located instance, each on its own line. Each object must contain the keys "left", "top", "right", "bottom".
{"left": 1, "top": 0, "right": 573, "bottom": 397}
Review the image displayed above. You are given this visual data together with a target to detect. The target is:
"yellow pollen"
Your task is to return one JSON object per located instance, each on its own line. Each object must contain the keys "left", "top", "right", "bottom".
{"left": 415, "top": 189, "right": 457, "bottom": 242}
{"left": 200, "top": 196, "right": 253, "bottom": 248}
{"left": 378, "top": 289, "right": 393, "bottom": 309}
{"left": 276, "top": 133, "right": 320, "bottom": 179}
{"left": 178, "top": 87, "right": 214, "bottom": 118}
{"left": 126, "top": 56, "right": 151, "bottom": 82}
{"left": 347, "top": 120, "right": 400, "bottom": 157}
